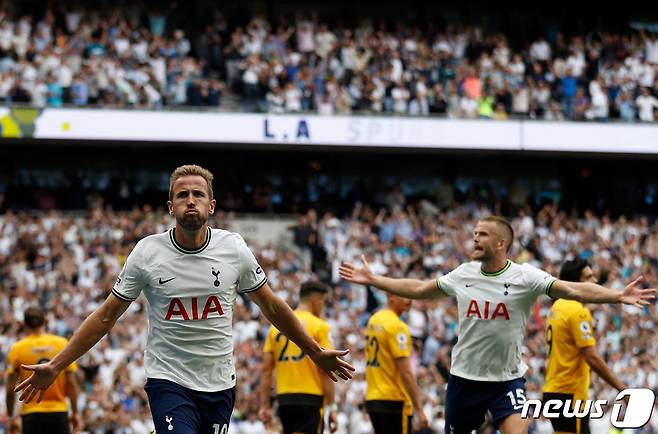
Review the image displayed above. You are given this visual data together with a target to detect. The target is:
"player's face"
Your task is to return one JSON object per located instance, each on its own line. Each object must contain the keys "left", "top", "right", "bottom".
{"left": 579, "top": 266, "right": 597, "bottom": 283}
{"left": 168, "top": 175, "right": 216, "bottom": 231}
{"left": 312, "top": 292, "right": 329, "bottom": 317}
{"left": 471, "top": 221, "right": 503, "bottom": 261}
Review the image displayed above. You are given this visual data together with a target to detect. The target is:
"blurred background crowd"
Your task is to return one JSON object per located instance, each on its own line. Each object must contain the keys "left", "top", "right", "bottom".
{"left": 0, "top": 2, "right": 657, "bottom": 121}
{"left": 0, "top": 194, "right": 657, "bottom": 433}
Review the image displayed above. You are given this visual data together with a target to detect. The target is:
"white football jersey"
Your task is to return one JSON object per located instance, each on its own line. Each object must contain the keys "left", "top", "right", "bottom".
{"left": 436, "top": 260, "right": 556, "bottom": 381}
{"left": 112, "top": 227, "right": 267, "bottom": 392}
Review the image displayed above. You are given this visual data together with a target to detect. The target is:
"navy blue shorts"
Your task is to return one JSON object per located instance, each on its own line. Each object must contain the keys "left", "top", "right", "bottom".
{"left": 445, "top": 375, "right": 526, "bottom": 434}
{"left": 144, "top": 378, "right": 235, "bottom": 434}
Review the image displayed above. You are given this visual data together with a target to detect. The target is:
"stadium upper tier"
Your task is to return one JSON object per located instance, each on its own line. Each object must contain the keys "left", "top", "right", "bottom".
{"left": 0, "top": 5, "right": 657, "bottom": 122}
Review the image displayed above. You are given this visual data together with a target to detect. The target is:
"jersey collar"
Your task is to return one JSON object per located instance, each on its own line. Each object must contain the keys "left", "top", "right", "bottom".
{"left": 480, "top": 259, "right": 512, "bottom": 277}
{"left": 169, "top": 227, "right": 212, "bottom": 254}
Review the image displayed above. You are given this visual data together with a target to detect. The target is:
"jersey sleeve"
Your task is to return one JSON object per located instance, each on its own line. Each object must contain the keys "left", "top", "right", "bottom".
{"left": 317, "top": 321, "right": 333, "bottom": 350}
{"left": 436, "top": 264, "right": 465, "bottom": 296}
{"left": 263, "top": 326, "right": 277, "bottom": 354}
{"left": 112, "top": 239, "right": 147, "bottom": 302}
{"left": 235, "top": 234, "right": 268, "bottom": 294}
{"left": 568, "top": 307, "right": 596, "bottom": 348}
{"left": 65, "top": 360, "right": 78, "bottom": 373}
{"left": 388, "top": 322, "right": 412, "bottom": 359}
{"left": 6, "top": 344, "right": 18, "bottom": 375}
{"left": 521, "top": 263, "right": 557, "bottom": 298}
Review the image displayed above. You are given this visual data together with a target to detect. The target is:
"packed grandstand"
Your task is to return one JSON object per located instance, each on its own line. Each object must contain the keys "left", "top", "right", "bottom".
{"left": 0, "top": 3, "right": 656, "bottom": 120}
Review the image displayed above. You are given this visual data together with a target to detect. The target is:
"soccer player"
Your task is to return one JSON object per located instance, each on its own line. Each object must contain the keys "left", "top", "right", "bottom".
{"left": 14, "top": 164, "right": 354, "bottom": 434}
{"left": 259, "top": 281, "right": 338, "bottom": 434}
{"left": 339, "top": 216, "right": 654, "bottom": 434}
{"left": 5, "top": 307, "right": 79, "bottom": 434}
{"left": 364, "top": 294, "right": 429, "bottom": 434}
{"left": 543, "top": 258, "right": 626, "bottom": 434}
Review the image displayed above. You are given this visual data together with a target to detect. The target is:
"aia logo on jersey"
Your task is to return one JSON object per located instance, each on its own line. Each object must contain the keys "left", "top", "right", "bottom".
{"left": 165, "top": 296, "right": 224, "bottom": 320}
{"left": 466, "top": 299, "right": 510, "bottom": 320}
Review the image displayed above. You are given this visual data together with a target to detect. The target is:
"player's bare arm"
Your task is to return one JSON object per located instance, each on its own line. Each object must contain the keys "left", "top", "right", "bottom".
{"left": 258, "top": 352, "right": 275, "bottom": 424}
{"left": 248, "top": 283, "right": 355, "bottom": 381}
{"left": 321, "top": 364, "right": 339, "bottom": 433}
{"left": 580, "top": 346, "right": 626, "bottom": 392}
{"left": 339, "top": 255, "right": 445, "bottom": 300}
{"left": 396, "top": 357, "right": 429, "bottom": 430}
{"left": 14, "top": 293, "right": 132, "bottom": 403}
{"left": 65, "top": 371, "right": 80, "bottom": 432}
{"left": 549, "top": 276, "right": 655, "bottom": 306}
{"left": 5, "top": 367, "right": 19, "bottom": 434}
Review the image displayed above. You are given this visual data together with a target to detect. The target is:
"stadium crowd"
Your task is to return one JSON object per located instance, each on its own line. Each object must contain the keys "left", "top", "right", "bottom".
{"left": 0, "top": 4, "right": 657, "bottom": 121}
{"left": 0, "top": 195, "right": 657, "bottom": 433}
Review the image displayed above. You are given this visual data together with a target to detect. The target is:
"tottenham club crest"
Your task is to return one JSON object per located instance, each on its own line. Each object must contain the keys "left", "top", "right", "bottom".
{"left": 211, "top": 267, "right": 220, "bottom": 287}
{"left": 503, "top": 281, "right": 511, "bottom": 296}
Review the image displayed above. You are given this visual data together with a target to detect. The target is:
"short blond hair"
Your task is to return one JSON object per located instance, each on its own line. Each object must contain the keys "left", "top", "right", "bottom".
{"left": 169, "top": 164, "right": 214, "bottom": 200}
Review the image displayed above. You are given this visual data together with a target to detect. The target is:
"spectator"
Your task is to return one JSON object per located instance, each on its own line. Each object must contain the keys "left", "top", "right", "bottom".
{"left": 545, "top": 100, "right": 565, "bottom": 121}
{"left": 636, "top": 87, "right": 658, "bottom": 122}
{"left": 408, "top": 92, "right": 429, "bottom": 116}
{"left": 459, "top": 94, "right": 478, "bottom": 118}
{"left": 586, "top": 79, "right": 609, "bottom": 121}
{"left": 284, "top": 81, "right": 303, "bottom": 112}
{"left": 315, "top": 23, "right": 336, "bottom": 59}
{"left": 428, "top": 83, "right": 448, "bottom": 114}
{"left": 561, "top": 68, "right": 578, "bottom": 119}
{"left": 511, "top": 83, "right": 530, "bottom": 117}
{"left": 477, "top": 93, "right": 495, "bottom": 118}
{"left": 392, "top": 80, "right": 410, "bottom": 114}
{"left": 640, "top": 30, "right": 658, "bottom": 65}
{"left": 46, "top": 73, "right": 63, "bottom": 107}
{"left": 574, "top": 87, "right": 590, "bottom": 121}
{"left": 493, "top": 102, "right": 509, "bottom": 120}
{"left": 530, "top": 36, "right": 552, "bottom": 63}
{"left": 617, "top": 89, "right": 637, "bottom": 121}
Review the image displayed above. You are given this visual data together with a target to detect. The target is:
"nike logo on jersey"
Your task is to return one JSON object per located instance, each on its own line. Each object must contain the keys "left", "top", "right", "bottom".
{"left": 159, "top": 277, "right": 176, "bottom": 285}
{"left": 465, "top": 283, "right": 475, "bottom": 287}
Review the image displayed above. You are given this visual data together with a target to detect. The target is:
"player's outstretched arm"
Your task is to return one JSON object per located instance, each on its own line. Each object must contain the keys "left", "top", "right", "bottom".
{"left": 248, "top": 283, "right": 355, "bottom": 382}
{"left": 550, "top": 276, "right": 656, "bottom": 306}
{"left": 339, "top": 255, "right": 445, "bottom": 300}
{"left": 14, "top": 294, "right": 131, "bottom": 403}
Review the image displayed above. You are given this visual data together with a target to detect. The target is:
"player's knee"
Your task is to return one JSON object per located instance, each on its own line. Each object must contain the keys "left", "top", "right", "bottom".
{"left": 498, "top": 413, "right": 529, "bottom": 434}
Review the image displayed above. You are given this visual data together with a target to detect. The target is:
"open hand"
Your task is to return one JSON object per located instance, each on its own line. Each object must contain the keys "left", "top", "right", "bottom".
{"left": 339, "top": 255, "right": 375, "bottom": 286}
{"left": 13, "top": 362, "right": 59, "bottom": 403}
{"left": 311, "top": 348, "right": 355, "bottom": 382}
{"left": 620, "top": 276, "right": 656, "bottom": 307}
